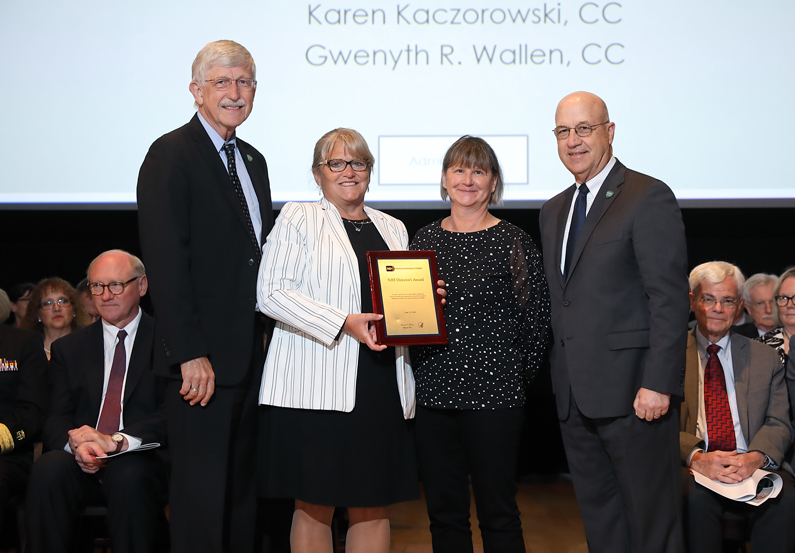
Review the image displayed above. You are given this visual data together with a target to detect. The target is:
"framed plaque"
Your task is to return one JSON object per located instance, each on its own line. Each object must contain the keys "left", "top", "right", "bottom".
{"left": 366, "top": 250, "right": 447, "bottom": 346}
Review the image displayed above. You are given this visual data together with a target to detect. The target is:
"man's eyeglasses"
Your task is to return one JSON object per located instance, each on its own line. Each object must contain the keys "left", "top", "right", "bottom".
{"left": 322, "top": 159, "right": 371, "bottom": 173}
{"left": 698, "top": 296, "right": 738, "bottom": 309}
{"left": 204, "top": 78, "right": 256, "bottom": 91}
{"left": 553, "top": 121, "right": 610, "bottom": 140}
{"left": 775, "top": 295, "right": 795, "bottom": 307}
{"left": 40, "top": 298, "right": 72, "bottom": 310}
{"left": 88, "top": 277, "right": 139, "bottom": 296}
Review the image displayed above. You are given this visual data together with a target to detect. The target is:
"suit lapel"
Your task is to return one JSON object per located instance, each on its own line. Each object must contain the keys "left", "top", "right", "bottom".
{"left": 685, "top": 332, "right": 700, "bottom": 428}
{"left": 123, "top": 314, "right": 153, "bottom": 404}
{"left": 238, "top": 139, "right": 274, "bottom": 242}
{"left": 731, "top": 334, "right": 751, "bottom": 440}
{"left": 320, "top": 199, "right": 361, "bottom": 302}
{"left": 565, "top": 161, "right": 625, "bottom": 284}
{"left": 86, "top": 322, "right": 107, "bottom": 418}
{"left": 188, "top": 115, "right": 256, "bottom": 245}
{"left": 553, "top": 187, "right": 574, "bottom": 290}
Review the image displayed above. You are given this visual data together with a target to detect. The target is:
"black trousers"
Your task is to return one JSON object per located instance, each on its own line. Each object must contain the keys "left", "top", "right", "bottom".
{"left": 683, "top": 467, "right": 795, "bottom": 553}
{"left": 25, "top": 449, "right": 167, "bottom": 553}
{"left": 166, "top": 373, "right": 259, "bottom": 553}
{"left": 0, "top": 451, "right": 33, "bottom": 534}
{"left": 415, "top": 405, "right": 525, "bottom": 553}
{"left": 559, "top": 391, "right": 684, "bottom": 553}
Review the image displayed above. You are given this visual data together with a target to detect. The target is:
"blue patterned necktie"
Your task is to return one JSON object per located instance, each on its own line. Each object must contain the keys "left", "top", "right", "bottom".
{"left": 223, "top": 142, "right": 261, "bottom": 261}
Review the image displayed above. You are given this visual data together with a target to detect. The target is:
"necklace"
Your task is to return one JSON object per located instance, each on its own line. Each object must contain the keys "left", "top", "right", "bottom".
{"left": 342, "top": 217, "right": 372, "bottom": 232}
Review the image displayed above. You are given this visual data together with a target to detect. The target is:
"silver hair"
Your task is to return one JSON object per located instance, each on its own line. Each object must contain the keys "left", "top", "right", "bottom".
{"left": 742, "top": 273, "right": 778, "bottom": 303}
{"left": 191, "top": 40, "right": 256, "bottom": 85}
{"left": 0, "top": 289, "right": 10, "bottom": 324}
{"left": 87, "top": 250, "right": 146, "bottom": 280}
{"left": 688, "top": 261, "right": 745, "bottom": 295}
{"left": 772, "top": 267, "right": 795, "bottom": 328}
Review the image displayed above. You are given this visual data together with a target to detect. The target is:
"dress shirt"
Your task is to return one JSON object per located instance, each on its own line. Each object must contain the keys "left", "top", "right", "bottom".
{"left": 197, "top": 112, "right": 262, "bottom": 243}
{"left": 693, "top": 329, "right": 746, "bottom": 455}
{"left": 559, "top": 156, "right": 617, "bottom": 275}
{"left": 63, "top": 309, "right": 144, "bottom": 453}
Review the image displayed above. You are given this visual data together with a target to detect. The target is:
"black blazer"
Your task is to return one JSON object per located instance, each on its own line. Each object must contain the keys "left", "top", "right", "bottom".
{"left": 539, "top": 159, "right": 691, "bottom": 419}
{"left": 0, "top": 325, "right": 48, "bottom": 454}
{"left": 44, "top": 314, "right": 166, "bottom": 451}
{"left": 137, "top": 114, "right": 274, "bottom": 386}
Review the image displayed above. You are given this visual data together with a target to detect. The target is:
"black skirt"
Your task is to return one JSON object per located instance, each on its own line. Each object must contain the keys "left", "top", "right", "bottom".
{"left": 258, "top": 345, "right": 419, "bottom": 506}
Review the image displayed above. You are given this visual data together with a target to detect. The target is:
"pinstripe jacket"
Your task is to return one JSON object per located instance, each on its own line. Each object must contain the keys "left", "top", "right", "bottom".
{"left": 256, "top": 197, "right": 415, "bottom": 418}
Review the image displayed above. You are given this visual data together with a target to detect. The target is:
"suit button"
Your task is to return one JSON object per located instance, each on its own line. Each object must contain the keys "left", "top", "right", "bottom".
{"left": 560, "top": 339, "right": 565, "bottom": 348}
{"left": 165, "top": 350, "right": 170, "bottom": 357}
{"left": 248, "top": 258, "right": 255, "bottom": 266}
{"left": 563, "top": 300, "right": 570, "bottom": 307}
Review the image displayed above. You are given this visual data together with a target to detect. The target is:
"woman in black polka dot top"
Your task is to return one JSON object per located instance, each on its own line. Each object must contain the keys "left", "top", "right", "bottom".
{"left": 410, "top": 135, "right": 551, "bottom": 553}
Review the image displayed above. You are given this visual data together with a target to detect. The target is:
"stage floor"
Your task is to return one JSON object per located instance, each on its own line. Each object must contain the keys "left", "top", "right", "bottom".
{"left": 389, "top": 481, "right": 587, "bottom": 552}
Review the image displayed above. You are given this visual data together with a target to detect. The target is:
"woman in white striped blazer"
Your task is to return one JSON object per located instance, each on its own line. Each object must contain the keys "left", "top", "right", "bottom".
{"left": 256, "top": 128, "right": 418, "bottom": 553}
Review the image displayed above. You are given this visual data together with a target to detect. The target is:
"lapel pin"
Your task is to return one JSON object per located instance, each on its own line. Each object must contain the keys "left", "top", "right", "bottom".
{"left": 246, "top": 154, "right": 253, "bottom": 162}
{"left": 605, "top": 191, "right": 614, "bottom": 198}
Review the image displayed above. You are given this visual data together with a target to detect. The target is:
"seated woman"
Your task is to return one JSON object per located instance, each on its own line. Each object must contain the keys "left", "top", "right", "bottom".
{"left": 256, "top": 128, "right": 419, "bottom": 553}
{"left": 410, "top": 136, "right": 551, "bottom": 553}
{"left": 7, "top": 283, "right": 35, "bottom": 328}
{"left": 20, "top": 278, "right": 90, "bottom": 359}
{"left": 757, "top": 267, "right": 795, "bottom": 364}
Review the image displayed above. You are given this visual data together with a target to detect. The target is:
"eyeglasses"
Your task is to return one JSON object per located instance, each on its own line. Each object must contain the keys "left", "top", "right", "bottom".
{"left": 698, "top": 296, "right": 738, "bottom": 309}
{"left": 751, "top": 300, "right": 773, "bottom": 309}
{"left": 322, "top": 159, "right": 371, "bottom": 173}
{"left": 553, "top": 121, "right": 610, "bottom": 140}
{"left": 775, "top": 295, "right": 795, "bottom": 307}
{"left": 204, "top": 78, "right": 256, "bottom": 91}
{"left": 88, "top": 277, "right": 138, "bottom": 296}
{"left": 40, "top": 298, "right": 72, "bottom": 310}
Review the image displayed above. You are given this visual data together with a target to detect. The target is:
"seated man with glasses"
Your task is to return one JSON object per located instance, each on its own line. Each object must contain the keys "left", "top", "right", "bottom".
{"left": 26, "top": 250, "right": 168, "bottom": 553}
{"left": 733, "top": 273, "right": 778, "bottom": 339}
{"left": 681, "top": 261, "right": 795, "bottom": 553}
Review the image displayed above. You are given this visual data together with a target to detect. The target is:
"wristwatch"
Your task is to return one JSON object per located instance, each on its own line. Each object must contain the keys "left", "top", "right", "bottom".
{"left": 110, "top": 433, "right": 125, "bottom": 453}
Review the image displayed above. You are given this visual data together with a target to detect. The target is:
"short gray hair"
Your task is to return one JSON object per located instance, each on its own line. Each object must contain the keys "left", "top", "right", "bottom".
{"left": 0, "top": 289, "right": 10, "bottom": 324}
{"left": 688, "top": 261, "right": 745, "bottom": 295}
{"left": 773, "top": 267, "right": 795, "bottom": 327}
{"left": 742, "top": 273, "right": 777, "bottom": 303}
{"left": 87, "top": 250, "right": 146, "bottom": 280}
{"left": 191, "top": 40, "right": 256, "bottom": 85}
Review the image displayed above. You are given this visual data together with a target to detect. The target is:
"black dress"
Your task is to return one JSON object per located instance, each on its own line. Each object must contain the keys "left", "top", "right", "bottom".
{"left": 259, "top": 218, "right": 419, "bottom": 507}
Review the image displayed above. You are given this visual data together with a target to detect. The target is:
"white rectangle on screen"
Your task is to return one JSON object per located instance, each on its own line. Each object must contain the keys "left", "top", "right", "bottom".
{"left": 378, "top": 136, "right": 528, "bottom": 186}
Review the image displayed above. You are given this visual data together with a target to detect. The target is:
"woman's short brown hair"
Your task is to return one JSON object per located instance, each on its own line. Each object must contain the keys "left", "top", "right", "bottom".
{"left": 20, "top": 277, "right": 91, "bottom": 333}
{"left": 440, "top": 135, "right": 504, "bottom": 205}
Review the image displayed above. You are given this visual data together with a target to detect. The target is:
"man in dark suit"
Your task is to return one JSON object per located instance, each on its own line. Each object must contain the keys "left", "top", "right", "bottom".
{"left": 681, "top": 261, "right": 795, "bottom": 553}
{"left": 733, "top": 272, "right": 777, "bottom": 339}
{"left": 0, "top": 322, "right": 48, "bottom": 534}
{"left": 137, "top": 40, "right": 275, "bottom": 553}
{"left": 26, "top": 250, "right": 167, "bottom": 553}
{"left": 539, "top": 91, "right": 690, "bottom": 553}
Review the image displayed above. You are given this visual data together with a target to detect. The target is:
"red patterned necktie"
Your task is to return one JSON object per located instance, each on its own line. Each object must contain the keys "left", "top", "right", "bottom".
{"left": 97, "top": 329, "right": 127, "bottom": 435}
{"left": 705, "top": 343, "right": 736, "bottom": 452}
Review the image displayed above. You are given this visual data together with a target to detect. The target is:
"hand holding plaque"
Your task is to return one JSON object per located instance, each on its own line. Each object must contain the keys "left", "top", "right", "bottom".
{"left": 366, "top": 250, "right": 448, "bottom": 346}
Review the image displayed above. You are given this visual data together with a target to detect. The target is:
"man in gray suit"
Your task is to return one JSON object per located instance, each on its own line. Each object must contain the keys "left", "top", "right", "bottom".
{"left": 681, "top": 261, "right": 795, "bottom": 553}
{"left": 539, "top": 91, "right": 690, "bottom": 553}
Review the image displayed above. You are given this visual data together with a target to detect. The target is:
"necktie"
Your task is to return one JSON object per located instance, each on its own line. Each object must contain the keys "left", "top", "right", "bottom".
{"left": 97, "top": 330, "right": 128, "bottom": 435}
{"left": 564, "top": 184, "right": 589, "bottom": 279}
{"left": 223, "top": 143, "right": 261, "bottom": 261}
{"left": 705, "top": 344, "right": 737, "bottom": 452}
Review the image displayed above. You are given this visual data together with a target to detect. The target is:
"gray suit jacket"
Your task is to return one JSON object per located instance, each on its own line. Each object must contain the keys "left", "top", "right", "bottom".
{"left": 539, "top": 159, "right": 690, "bottom": 419}
{"left": 679, "top": 331, "right": 793, "bottom": 475}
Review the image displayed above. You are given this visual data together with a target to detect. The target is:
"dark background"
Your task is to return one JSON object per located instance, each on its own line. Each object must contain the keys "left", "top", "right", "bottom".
{"left": 2, "top": 205, "right": 792, "bottom": 476}
{"left": 2, "top": 206, "right": 792, "bottom": 290}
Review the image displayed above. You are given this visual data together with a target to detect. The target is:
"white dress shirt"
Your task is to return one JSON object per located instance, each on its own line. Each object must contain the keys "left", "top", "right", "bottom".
{"left": 559, "top": 156, "right": 617, "bottom": 274}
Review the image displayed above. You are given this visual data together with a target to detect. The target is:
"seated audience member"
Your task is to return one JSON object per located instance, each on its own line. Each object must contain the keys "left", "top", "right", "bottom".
{"left": 25, "top": 250, "right": 168, "bottom": 553}
{"left": 734, "top": 273, "right": 777, "bottom": 338}
{"left": 75, "top": 278, "right": 101, "bottom": 324}
{"left": 20, "top": 278, "right": 90, "bottom": 360}
{"left": 681, "top": 261, "right": 795, "bottom": 553}
{"left": 757, "top": 267, "right": 795, "bottom": 365}
{"left": 0, "top": 292, "right": 48, "bottom": 534}
{"left": 7, "top": 284, "right": 34, "bottom": 329}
